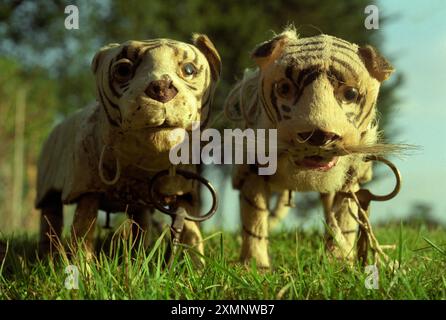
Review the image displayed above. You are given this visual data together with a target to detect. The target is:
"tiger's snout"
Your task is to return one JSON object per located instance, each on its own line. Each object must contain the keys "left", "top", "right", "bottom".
{"left": 145, "top": 76, "right": 178, "bottom": 103}
{"left": 297, "top": 130, "right": 341, "bottom": 147}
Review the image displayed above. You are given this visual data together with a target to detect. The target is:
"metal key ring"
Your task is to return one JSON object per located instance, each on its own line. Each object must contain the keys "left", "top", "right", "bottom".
{"left": 364, "top": 155, "right": 402, "bottom": 202}
{"left": 149, "top": 169, "right": 218, "bottom": 222}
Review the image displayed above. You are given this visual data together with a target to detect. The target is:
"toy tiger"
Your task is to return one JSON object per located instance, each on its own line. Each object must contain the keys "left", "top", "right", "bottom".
{"left": 36, "top": 35, "right": 221, "bottom": 258}
{"left": 224, "top": 27, "right": 395, "bottom": 268}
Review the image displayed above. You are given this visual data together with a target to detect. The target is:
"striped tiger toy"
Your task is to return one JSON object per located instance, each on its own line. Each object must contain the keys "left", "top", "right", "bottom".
{"left": 36, "top": 35, "right": 221, "bottom": 259}
{"left": 224, "top": 27, "right": 395, "bottom": 268}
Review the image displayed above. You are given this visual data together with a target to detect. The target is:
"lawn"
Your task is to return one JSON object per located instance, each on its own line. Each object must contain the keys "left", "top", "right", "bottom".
{"left": 0, "top": 223, "right": 445, "bottom": 300}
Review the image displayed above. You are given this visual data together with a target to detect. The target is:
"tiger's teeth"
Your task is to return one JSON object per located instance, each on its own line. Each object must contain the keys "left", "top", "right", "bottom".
{"left": 295, "top": 156, "right": 339, "bottom": 171}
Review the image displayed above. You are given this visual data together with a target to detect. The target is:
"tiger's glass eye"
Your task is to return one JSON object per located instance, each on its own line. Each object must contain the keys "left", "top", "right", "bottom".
{"left": 342, "top": 86, "right": 359, "bottom": 102}
{"left": 113, "top": 60, "right": 133, "bottom": 82}
{"left": 182, "top": 63, "right": 197, "bottom": 77}
{"left": 275, "top": 80, "right": 294, "bottom": 99}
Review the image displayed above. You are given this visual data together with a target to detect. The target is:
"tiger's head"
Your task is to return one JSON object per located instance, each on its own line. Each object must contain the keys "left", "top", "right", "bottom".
{"left": 91, "top": 35, "right": 221, "bottom": 170}
{"left": 92, "top": 34, "right": 221, "bottom": 131}
{"left": 225, "top": 28, "right": 395, "bottom": 192}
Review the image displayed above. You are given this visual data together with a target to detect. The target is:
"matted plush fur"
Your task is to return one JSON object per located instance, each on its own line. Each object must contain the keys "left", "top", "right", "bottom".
{"left": 36, "top": 35, "right": 221, "bottom": 257}
{"left": 224, "top": 27, "right": 395, "bottom": 267}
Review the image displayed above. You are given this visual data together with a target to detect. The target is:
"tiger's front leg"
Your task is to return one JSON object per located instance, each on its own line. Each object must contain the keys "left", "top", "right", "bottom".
{"left": 324, "top": 186, "right": 360, "bottom": 262}
{"left": 127, "top": 207, "right": 152, "bottom": 250}
{"left": 179, "top": 199, "right": 204, "bottom": 262}
{"left": 240, "top": 173, "right": 270, "bottom": 269}
{"left": 70, "top": 193, "right": 99, "bottom": 259}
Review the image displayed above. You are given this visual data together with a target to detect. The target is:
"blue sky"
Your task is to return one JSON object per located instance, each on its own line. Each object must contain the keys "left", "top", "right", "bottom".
{"left": 370, "top": 0, "right": 446, "bottom": 224}
{"left": 203, "top": 0, "right": 446, "bottom": 231}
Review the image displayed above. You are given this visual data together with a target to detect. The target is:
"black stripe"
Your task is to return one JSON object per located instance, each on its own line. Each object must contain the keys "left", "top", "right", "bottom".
{"left": 141, "top": 44, "right": 162, "bottom": 55}
{"left": 134, "top": 43, "right": 163, "bottom": 71}
{"left": 101, "top": 70, "right": 122, "bottom": 124}
{"left": 185, "top": 83, "right": 198, "bottom": 91}
{"left": 331, "top": 57, "right": 359, "bottom": 80}
{"left": 101, "top": 71, "right": 120, "bottom": 112}
{"left": 103, "top": 88, "right": 121, "bottom": 113}
{"left": 119, "top": 45, "right": 129, "bottom": 60}
{"left": 355, "top": 90, "right": 369, "bottom": 121}
{"left": 166, "top": 43, "right": 180, "bottom": 56}
{"left": 270, "top": 84, "right": 282, "bottom": 121}
{"left": 288, "top": 41, "right": 324, "bottom": 47}
{"left": 201, "top": 86, "right": 211, "bottom": 104}
{"left": 126, "top": 45, "right": 136, "bottom": 61}
{"left": 332, "top": 49, "right": 363, "bottom": 69}
{"left": 302, "top": 71, "right": 320, "bottom": 88}
{"left": 345, "top": 112, "right": 356, "bottom": 123}
{"left": 332, "top": 42, "right": 356, "bottom": 53}
{"left": 140, "top": 39, "right": 162, "bottom": 45}
{"left": 294, "top": 46, "right": 325, "bottom": 54}
{"left": 98, "top": 88, "right": 120, "bottom": 127}
{"left": 295, "top": 69, "right": 321, "bottom": 104}
{"left": 198, "top": 64, "right": 204, "bottom": 74}
{"left": 285, "top": 65, "right": 293, "bottom": 81}
{"left": 284, "top": 65, "right": 299, "bottom": 105}
{"left": 133, "top": 53, "right": 143, "bottom": 72}
{"left": 357, "top": 100, "right": 375, "bottom": 128}
{"left": 108, "top": 59, "right": 122, "bottom": 98}
{"left": 281, "top": 105, "right": 291, "bottom": 113}
{"left": 201, "top": 92, "right": 211, "bottom": 121}
{"left": 327, "top": 66, "right": 346, "bottom": 87}
{"left": 260, "top": 77, "right": 278, "bottom": 122}
{"left": 290, "top": 55, "right": 325, "bottom": 66}
{"left": 204, "top": 68, "right": 209, "bottom": 89}
{"left": 188, "top": 44, "right": 199, "bottom": 64}
{"left": 166, "top": 40, "right": 180, "bottom": 46}
{"left": 259, "top": 79, "right": 275, "bottom": 123}
{"left": 131, "top": 46, "right": 141, "bottom": 61}
{"left": 296, "top": 67, "right": 319, "bottom": 87}
{"left": 283, "top": 50, "right": 324, "bottom": 60}
{"left": 332, "top": 37, "right": 354, "bottom": 47}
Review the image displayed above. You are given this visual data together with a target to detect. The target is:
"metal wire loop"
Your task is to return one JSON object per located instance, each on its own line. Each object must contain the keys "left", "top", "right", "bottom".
{"left": 149, "top": 169, "right": 218, "bottom": 222}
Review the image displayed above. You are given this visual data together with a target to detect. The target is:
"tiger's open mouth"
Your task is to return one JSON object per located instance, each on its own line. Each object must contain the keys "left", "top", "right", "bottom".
{"left": 295, "top": 155, "right": 339, "bottom": 171}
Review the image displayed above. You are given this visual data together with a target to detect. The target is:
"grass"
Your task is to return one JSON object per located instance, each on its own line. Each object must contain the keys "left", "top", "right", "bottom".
{"left": 0, "top": 222, "right": 445, "bottom": 300}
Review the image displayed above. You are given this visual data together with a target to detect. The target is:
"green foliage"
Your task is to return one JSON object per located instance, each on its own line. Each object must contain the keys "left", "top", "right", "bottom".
{"left": 0, "top": 57, "right": 61, "bottom": 231}
{"left": 0, "top": 225, "right": 445, "bottom": 299}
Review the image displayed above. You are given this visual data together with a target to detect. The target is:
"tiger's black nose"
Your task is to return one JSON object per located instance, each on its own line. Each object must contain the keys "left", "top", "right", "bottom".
{"left": 145, "top": 79, "right": 178, "bottom": 103}
{"left": 298, "top": 130, "right": 341, "bottom": 146}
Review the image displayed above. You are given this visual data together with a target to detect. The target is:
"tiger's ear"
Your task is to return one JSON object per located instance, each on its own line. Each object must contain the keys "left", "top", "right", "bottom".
{"left": 192, "top": 34, "right": 222, "bottom": 81}
{"left": 358, "top": 45, "right": 394, "bottom": 82}
{"left": 91, "top": 43, "right": 120, "bottom": 74}
{"left": 251, "top": 34, "right": 289, "bottom": 69}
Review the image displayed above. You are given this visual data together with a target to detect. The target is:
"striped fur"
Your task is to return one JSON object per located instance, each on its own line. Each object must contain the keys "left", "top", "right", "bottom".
{"left": 224, "top": 28, "right": 395, "bottom": 267}
{"left": 36, "top": 36, "right": 221, "bottom": 261}
{"left": 92, "top": 37, "right": 221, "bottom": 132}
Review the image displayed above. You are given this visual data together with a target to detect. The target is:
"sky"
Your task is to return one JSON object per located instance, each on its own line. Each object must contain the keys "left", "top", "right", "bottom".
{"left": 203, "top": 0, "right": 446, "bottom": 231}
{"left": 370, "top": 0, "right": 446, "bottom": 224}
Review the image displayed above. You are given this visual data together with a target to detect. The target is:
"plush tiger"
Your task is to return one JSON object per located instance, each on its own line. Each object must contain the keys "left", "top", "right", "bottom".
{"left": 224, "top": 28, "right": 395, "bottom": 268}
{"left": 36, "top": 35, "right": 221, "bottom": 258}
